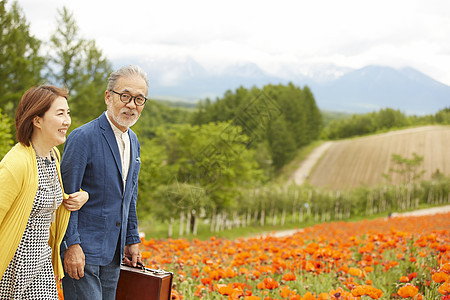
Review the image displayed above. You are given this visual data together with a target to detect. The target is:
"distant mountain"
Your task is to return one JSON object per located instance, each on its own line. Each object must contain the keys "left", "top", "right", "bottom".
{"left": 112, "top": 57, "right": 450, "bottom": 115}
{"left": 113, "top": 57, "right": 289, "bottom": 101}
{"left": 308, "top": 66, "right": 450, "bottom": 115}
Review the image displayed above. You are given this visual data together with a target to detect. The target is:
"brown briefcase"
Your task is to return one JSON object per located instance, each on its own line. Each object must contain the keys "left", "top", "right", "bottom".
{"left": 116, "top": 263, "right": 173, "bottom": 300}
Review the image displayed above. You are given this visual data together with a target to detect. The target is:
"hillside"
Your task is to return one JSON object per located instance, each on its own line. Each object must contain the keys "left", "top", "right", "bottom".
{"left": 305, "top": 125, "right": 450, "bottom": 189}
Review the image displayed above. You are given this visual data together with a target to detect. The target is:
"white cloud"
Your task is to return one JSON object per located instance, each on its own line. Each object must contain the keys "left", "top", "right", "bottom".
{"left": 10, "top": 0, "right": 450, "bottom": 85}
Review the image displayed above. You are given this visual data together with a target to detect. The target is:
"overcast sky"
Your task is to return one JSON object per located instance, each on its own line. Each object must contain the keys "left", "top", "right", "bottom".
{"left": 11, "top": 0, "right": 450, "bottom": 85}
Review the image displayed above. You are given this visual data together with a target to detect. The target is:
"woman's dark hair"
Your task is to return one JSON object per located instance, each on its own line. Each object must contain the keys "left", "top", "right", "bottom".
{"left": 15, "top": 85, "right": 68, "bottom": 146}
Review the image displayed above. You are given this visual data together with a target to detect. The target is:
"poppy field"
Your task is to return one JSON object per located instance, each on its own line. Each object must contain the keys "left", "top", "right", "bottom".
{"left": 138, "top": 212, "right": 450, "bottom": 300}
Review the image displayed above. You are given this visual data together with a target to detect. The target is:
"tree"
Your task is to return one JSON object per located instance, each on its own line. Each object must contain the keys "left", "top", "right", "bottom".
{"left": 135, "top": 138, "right": 168, "bottom": 220}
{"left": 267, "top": 115, "right": 296, "bottom": 169}
{"left": 46, "top": 7, "right": 111, "bottom": 127}
{"left": 435, "top": 107, "right": 450, "bottom": 125}
{"left": 46, "top": 7, "right": 84, "bottom": 90}
{"left": 302, "top": 85, "right": 322, "bottom": 142}
{"left": 264, "top": 84, "right": 306, "bottom": 148}
{"left": 383, "top": 153, "right": 425, "bottom": 185}
{"left": 375, "top": 108, "right": 408, "bottom": 129}
{"left": 0, "top": 1, "right": 44, "bottom": 120}
{"left": 69, "top": 39, "right": 112, "bottom": 126}
{"left": 139, "top": 122, "right": 265, "bottom": 221}
{"left": 190, "top": 84, "right": 323, "bottom": 171}
{"left": 0, "top": 108, "right": 14, "bottom": 159}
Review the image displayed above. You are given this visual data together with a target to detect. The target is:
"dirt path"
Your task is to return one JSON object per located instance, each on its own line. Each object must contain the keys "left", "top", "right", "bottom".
{"left": 254, "top": 205, "right": 450, "bottom": 238}
{"left": 288, "top": 141, "right": 334, "bottom": 185}
{"left": 389, "top": 204, "right": 450, "bottom": 217}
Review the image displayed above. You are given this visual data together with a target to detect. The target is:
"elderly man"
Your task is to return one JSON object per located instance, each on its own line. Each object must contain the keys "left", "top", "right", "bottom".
{"left": 61, "top": 65, "right": 148, "bottom": 299}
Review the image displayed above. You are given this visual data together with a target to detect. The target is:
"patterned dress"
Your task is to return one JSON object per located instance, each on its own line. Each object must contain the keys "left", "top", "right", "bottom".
{"left": 0, "top": 156, "right": 63, "bottom": 299}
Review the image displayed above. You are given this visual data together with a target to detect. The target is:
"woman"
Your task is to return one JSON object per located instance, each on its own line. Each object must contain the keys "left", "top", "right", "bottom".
{"left": 0, "top": 85, "right": 89, "bottom": 299}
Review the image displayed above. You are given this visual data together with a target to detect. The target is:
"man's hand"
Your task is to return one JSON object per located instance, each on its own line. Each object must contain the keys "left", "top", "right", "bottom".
{"left": 63, "top": 191, "right": 89, "bottom": 211}
{"left": 123, "top": 243, "right": 141, "bottom": 267}
{"left": 64, "top": 244, "right": 85, "bottom": 280}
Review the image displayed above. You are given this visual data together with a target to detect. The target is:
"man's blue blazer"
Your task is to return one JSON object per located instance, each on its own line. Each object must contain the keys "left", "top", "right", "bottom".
{"left": 60, "top": 112, "right": 141, "bottom": 265}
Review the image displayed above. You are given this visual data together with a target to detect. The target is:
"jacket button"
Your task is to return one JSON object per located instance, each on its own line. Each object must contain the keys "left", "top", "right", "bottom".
{"left": 116, "top": 222, "right": 121, "bottom": 226}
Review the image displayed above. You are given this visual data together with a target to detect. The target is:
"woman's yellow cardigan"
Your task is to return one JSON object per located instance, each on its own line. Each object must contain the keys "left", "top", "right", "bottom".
{"left": 0, "top": 143, "right": 70, "bottom": 281}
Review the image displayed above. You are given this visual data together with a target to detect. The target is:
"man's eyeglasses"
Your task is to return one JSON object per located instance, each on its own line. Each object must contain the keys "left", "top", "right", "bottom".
{"left": 111, "top": 90, "right": 147, "bottom": 106}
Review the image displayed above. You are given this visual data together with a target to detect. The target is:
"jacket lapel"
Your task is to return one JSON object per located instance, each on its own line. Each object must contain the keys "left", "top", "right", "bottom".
{"left": 99, "top": 113, "right": 123, "bottom": 178}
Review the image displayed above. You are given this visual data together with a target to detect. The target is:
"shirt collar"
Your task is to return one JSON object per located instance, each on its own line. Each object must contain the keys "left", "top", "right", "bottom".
{"left": 105, "top": 111, "right": 128, "bottom": 137}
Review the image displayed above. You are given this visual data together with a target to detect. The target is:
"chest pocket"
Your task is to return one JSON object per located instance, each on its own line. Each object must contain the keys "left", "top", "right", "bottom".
{"left": 131, "top": 157, "right": 141, "bottom": 186}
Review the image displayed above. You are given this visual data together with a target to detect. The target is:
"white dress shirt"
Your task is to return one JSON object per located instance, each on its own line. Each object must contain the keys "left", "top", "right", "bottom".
{"left": 105, "top": 112, "right": 130, "bottom": 189}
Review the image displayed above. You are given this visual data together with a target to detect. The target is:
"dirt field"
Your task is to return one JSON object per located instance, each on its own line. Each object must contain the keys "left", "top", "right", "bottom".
{"left": 304, "top": 126, "right": 450, "bottom": 189}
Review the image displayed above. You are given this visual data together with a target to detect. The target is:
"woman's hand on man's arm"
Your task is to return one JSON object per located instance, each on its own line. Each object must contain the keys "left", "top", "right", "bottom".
{"left": 63, "top": 191, "right": 89, "bottom": 211}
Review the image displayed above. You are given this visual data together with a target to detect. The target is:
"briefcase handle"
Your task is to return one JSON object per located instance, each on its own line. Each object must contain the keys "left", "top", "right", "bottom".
{"left": 121, "top": 260, "right": 170, "bottom": 276}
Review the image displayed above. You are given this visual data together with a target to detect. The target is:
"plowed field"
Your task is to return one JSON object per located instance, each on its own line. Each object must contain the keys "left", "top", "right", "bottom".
{"left": 307, "top": 125, "right": 450, "bottom": 189}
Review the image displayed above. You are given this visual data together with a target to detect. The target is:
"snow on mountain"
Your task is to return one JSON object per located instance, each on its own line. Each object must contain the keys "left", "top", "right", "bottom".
{"left": 112, "top": 57, "right": 450, "bottom": 114}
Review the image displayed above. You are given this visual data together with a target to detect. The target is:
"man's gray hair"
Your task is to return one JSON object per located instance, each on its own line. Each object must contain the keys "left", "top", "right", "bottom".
{"left": 107, "top": 65, "right": 149, "bottom": 94}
